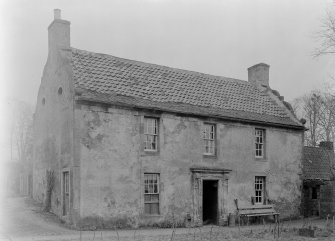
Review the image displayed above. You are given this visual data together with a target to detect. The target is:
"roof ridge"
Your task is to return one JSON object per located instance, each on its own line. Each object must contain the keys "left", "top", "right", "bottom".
{"left": 304, "top": 146, "right": 321, "bottom": 149}
{"left": 71, "top": 47, "right": 250, "bottom": 85}
{"left": 304, "top": 146, "right": 334, "bottom": 150}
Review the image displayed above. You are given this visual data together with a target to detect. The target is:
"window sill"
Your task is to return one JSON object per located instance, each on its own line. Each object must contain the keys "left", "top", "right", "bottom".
{"left": 142, "top": 214, "right": 162, "bottom": 218}
{"left": 255, "top": 157, "right": 267, "bottom": 162}
{"left": 142, "top": 150, "right": 159, "bottom": 156}
{"left": 203, "top": 154, "right": 217, "bottom": 159}
{"left": 144, "top": 149, "right": 158, "bottom": 152}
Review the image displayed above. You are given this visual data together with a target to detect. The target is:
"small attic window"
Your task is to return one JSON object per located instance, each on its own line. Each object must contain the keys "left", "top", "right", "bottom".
{"left": 58, "top": 87, "right": 63, "bottom": 95}
{"left": 42, "top": 98, "right": 46, "bottom": 105}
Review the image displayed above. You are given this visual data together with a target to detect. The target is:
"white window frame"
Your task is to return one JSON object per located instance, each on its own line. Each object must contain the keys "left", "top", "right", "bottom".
{"left": 255, "top": 129, "right": 265, "bottom": 158}
{"left": 144, "top": 173, "right": 160, "bottom": 215}
{"left": 144, "top": 117, "right": 158, "bottom": 151}
{"left": 203, "top": 123, "right": 216, "bottom": 155}
{"left": 255, "top": 176, "right": 265, "bottom": 204}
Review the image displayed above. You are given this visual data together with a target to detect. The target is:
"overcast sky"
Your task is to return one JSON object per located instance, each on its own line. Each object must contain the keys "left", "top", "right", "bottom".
{"left": 1, "top": 0, "right": 335, "bottom": 107}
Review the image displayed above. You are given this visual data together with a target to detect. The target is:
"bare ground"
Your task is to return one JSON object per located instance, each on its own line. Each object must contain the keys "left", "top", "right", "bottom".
{"left": 0, "top": 197, "right": 334, "bottom": 241}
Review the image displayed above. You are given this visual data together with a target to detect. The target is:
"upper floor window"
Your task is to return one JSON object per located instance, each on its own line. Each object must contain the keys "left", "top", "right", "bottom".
{"left": 255, "top": 176, "right": 265, "bottom": 204}
{"left": 255, "top": 129, "right": 265, "bottom": 158}
{"left": 144, "top": 173, "right": 160, "bottom": 215}
{"left": 203, "top": 123, "right": 216, "bottom": 155}
{"left": 144, "top": 117, "right": 158, "bottom": 151}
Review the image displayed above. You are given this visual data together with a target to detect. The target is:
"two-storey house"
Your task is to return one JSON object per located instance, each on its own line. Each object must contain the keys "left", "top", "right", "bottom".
{"left": 33, "top": 10, "right": 305, "bottom": 228}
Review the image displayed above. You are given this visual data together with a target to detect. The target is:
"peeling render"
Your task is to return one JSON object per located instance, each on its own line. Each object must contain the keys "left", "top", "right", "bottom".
{"left": 73, "top": 105, "right": 303, "bottom": 227}
{"left": 34, "top": 82, "right": 303, "bottom": 227}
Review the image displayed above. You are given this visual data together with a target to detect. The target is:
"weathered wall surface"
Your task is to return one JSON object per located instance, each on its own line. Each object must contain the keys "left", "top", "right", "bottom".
{"left": 75, "top": 104, "right": 303, "bottom": 227}
{"left": 33, "top": 27, "right": 77, "bottom": 222}
{"left": 75, "top": 106, "right": 141, "bottom": 227}
{"left": 302, "top": 185, "right": 320, "bottom": 217}
{"left": 320, "top": 181, "right": 335, "bottom": 217}
{"left": 221, "top": 123, "right": 303, "bottom": 218}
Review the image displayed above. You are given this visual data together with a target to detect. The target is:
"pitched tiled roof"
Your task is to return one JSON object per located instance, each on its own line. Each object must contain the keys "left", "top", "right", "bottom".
{"left": 71, "top": 48, "right": 303, "bottom": 128}
{"left": 302, "top": 146, "right": 335, "bottom": 180}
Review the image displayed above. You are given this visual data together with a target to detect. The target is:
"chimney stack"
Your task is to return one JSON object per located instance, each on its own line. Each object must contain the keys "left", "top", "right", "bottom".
{"left": 248, "top": 63, "right": 270, "bottom": 87}
{"left": 48, "top": 9, "right": 70, "bottom": 53}
{"left": 319, "top": 141, "right": 334, "bottom": 151}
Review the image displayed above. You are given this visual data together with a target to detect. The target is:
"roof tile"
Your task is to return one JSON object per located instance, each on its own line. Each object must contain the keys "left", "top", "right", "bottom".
{"left": 302, "top": 146, "right": 335, "bottom": 180}
{"left": 71, "top": 48, "right": 302, "bottom": 128}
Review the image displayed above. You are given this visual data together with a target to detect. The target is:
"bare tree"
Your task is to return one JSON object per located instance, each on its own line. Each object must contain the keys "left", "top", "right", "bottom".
{"left": 8, "top": 99, "right": 33, "bottom": 164}
{"left": 314, "top": 8, "right": 335, "bottom": 57}
{"left": 292, "top": 90, "right": 335, "bottom": 146}
{"left": 318, "top": 92, "right": 335, "bottom": 142}
{"left": 290, "top": 98, "right": 303, "bottom": 117}
{"left": 304, "top": 92, "right": 323, "bottom": 146}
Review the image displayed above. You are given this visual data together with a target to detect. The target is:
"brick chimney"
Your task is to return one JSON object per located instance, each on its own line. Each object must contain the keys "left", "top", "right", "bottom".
{"left": 248, "top": 63, "right": 270, "bottom": 87}
{"left": 48, "top": 9, "right": 70, "bottom": 53}
{"left": 319, "top": 141, "right": 334, "bottom": 151}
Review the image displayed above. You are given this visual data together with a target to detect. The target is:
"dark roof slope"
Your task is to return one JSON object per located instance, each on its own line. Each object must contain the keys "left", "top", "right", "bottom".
{"left": 71, "top": 48, "right": 302, "bottom": 128}
{"left": 302, "top": 146, "right": 335, "bottom": 180}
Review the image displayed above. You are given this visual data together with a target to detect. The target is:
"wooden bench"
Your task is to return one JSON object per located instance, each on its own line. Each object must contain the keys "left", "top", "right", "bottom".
{"left": 234, "top": 199, "right": 279, "bottom": 226}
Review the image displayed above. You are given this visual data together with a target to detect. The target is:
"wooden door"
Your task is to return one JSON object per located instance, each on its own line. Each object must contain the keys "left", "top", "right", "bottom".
{"left": 62, "top": 171, "right": 70, "bottom": 216}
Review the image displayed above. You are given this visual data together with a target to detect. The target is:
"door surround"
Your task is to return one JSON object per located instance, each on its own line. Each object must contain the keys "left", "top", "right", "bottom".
{"left": 190, "top": 167, "right": 231, "bottom": 226}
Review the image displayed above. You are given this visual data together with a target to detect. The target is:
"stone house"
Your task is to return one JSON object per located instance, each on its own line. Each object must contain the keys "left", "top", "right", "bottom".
{"left": 302, "top": 141, "right": 335, "bottom": 217}
{"left": 33, "top": 10, "right": 305, "bottom": 228}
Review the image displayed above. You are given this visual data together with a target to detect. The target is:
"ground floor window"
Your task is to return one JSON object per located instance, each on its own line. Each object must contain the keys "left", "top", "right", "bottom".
{"left": 144, "top": 173, "right": 160, "bottom": 214}
{"left": 255, "top": 176, "right": 266, "bottom": 204}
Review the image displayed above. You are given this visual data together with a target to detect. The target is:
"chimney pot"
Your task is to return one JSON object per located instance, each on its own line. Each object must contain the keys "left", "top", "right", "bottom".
{"left": 248, "top": 63, "right": 270, "bottom": 87}
{"left": 54, "top": 9, "right": 61, "bottom": 20}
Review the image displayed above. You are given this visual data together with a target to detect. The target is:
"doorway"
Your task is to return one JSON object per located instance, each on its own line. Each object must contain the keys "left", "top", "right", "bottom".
{"left": 62, "top": 171, "right": 70, "bottom": 216}
{"left": 202, "top": 180, "right": 218, "bottom": 224}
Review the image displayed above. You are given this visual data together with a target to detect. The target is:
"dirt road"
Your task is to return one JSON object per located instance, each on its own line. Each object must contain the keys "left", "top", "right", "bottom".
{"left": 0, "top": 197, "right": 334, "bottom": 241}
{"left": 0, "top": 197, "right": 74, "bottom": 238}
